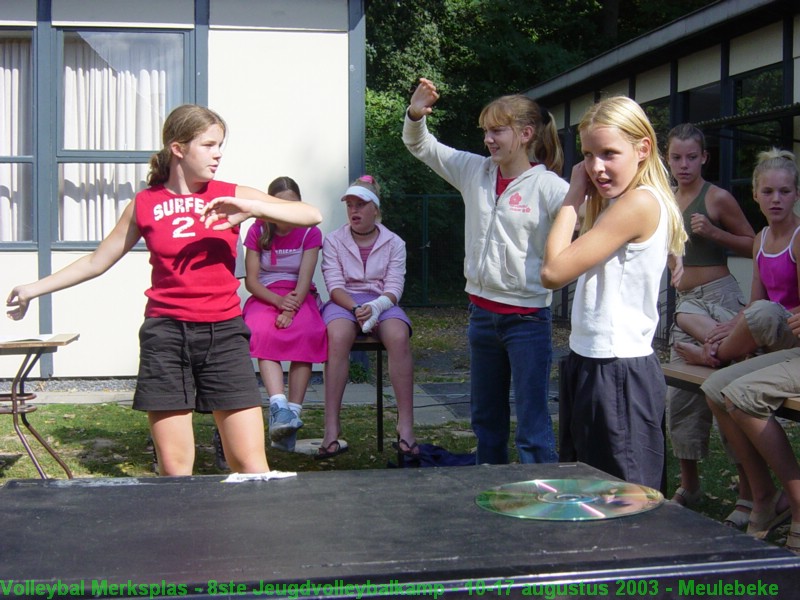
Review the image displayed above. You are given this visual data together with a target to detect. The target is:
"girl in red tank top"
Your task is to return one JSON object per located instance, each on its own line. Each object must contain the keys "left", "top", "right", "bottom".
{"left": 7, "top": 104, "right": 321, "bottom": 476}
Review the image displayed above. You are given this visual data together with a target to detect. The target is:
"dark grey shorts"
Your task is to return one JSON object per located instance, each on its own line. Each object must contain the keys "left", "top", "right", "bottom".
{"left": 132, "top": 317, "right": 261, "bottom": 412}
{"left": 559, "top": 352, "right": 666, "bottom": 490}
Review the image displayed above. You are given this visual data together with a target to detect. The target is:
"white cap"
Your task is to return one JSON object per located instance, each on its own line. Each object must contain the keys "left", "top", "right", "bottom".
{"left": 341, "top": 185, "right": 380, "bottom": 207}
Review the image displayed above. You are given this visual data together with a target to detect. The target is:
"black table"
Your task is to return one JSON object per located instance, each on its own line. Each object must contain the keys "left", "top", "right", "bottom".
{"left": 1, "top": 462, "right": 798, "bottom": 599}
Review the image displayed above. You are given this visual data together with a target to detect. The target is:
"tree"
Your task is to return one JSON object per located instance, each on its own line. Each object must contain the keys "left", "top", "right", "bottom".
{"left": 365, "top": 0, "right": 713, "bottom": 197}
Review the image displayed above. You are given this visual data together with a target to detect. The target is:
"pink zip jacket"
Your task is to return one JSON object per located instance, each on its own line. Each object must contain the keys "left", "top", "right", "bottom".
{"left": 321, "top": 223, "right": 406, "bottom": 301}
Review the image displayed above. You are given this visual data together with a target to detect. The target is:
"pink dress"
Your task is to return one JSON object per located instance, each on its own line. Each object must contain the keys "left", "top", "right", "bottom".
{"left": 242, "top": 222, "right": 327, "bottom": 362}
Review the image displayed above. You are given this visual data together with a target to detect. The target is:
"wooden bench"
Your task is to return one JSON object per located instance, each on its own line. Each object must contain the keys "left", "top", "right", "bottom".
{"left": 662, "top": 361, "right": 800, "bottom": 422}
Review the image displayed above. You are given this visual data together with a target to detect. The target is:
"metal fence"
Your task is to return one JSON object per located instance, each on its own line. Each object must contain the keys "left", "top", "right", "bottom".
{"left": 384, "top": 193, "right": 674, "bottom": 347}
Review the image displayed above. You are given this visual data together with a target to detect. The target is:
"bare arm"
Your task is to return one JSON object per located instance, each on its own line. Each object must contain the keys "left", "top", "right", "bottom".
{"left": 793, "top": 225, "right": 800, "bottom": 305}
{"left": 748, "top": 231, "right": 768, "bottom": 304}
{"left": 692, "top": 186, "right": 755, "bottom": 257}
{"left": 541, "top": 162, "right": 660, "bottom": 289}
{"left": 244, "top": 249, "right": 284, "bottom": 308}
{"left": 277, "top": 246, "right": 321, "bottom": 320}
{"left": 330, "top": 288, "right": 358, "bottom": 312}
{"left": 7, "top": 200, "right": 141, "bottom": 320}
{"left": 202, "top": 187, "right": 322, "bottom": 230}
{"left": 704, "top": 233, "right": 766, "bottom": 344}
{"left": 292, "top": 246, "right": 320, "bottom": 305}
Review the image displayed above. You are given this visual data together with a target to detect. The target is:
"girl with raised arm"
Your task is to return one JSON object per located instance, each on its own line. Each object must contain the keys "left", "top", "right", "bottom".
{"left": 403, "top": 78, "right": 568, "bottom": 465}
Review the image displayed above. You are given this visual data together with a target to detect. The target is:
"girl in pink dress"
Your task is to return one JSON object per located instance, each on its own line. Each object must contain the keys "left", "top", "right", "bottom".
{"left": 242, "top": 177, "right": 327, "bottom": 452}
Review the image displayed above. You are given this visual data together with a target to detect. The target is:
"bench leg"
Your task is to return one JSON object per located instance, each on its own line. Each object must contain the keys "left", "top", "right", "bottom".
{"left": 376, "top": 348, "right": 383, "bottom": 452}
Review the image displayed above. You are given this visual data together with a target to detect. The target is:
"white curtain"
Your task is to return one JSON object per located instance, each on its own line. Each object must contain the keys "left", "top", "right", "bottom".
{"left": 61, "top": 33, "right": 181, "bottom": 241}
{"left": 0, "top": 39, "right": 33, "bottom": 242}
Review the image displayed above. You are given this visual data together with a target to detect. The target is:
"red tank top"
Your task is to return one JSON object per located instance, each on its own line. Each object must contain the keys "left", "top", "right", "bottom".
{"left": 135, "top": 180, "right": 241, "bottom": 322}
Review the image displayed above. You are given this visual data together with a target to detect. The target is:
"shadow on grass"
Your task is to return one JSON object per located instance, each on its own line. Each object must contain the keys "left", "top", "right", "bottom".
{"left": 0, "top": 403, "right": 481, "bottom": 479}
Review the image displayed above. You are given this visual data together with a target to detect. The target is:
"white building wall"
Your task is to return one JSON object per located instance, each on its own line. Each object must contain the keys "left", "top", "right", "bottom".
{"left": 636, "top": 64, "right": 670, "bottom": 104}
{"left": 600, "top": 79, "right": 629, "bottom": 99}
{"left": 730, "top": 22, "right": 783, "bottom": 75}
{"left": 208, "top": 27, "right": 351, "bottom": 252}
{"left": 52, "top": 0, "right": 194, "bottom": 27}
{"left": 2, "top": 0, "right": 35, "bottom": 24}
{"left": 0, "top": 0, "right": 356, "bottom": 378}
{"left": 570, "top": 93, "right": 596, "bottom": 126}
{"left": 550, "top": 105, "right": 565, "bottom": 131}
{"left": 0, "top": 253, "right": 42, "bottom": 374}
{"left": 678, "top": 45, "right": 720, "bottom": 91}
{"left": 49, "top": 252, "right": 151, "bottom": 376}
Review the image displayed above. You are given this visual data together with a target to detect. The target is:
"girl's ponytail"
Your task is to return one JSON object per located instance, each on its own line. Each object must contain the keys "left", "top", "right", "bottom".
{"left": 534, "top": 113, "right": 564, "bottom": 176}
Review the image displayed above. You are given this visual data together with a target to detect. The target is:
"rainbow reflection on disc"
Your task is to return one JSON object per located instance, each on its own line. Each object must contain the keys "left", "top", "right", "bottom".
{"left": 476, "top": 478, "right": 664, "bottom": 520}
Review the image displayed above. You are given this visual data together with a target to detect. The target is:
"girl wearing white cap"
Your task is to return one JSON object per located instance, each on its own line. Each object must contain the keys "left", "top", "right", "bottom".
{"left": 317, "top": 175, "right": 416, "bottom": 459}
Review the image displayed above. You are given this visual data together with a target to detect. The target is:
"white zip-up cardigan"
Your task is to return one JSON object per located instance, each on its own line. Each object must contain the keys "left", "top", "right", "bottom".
{"left": 403, "top": 112, "right": 568, "bottom": 308}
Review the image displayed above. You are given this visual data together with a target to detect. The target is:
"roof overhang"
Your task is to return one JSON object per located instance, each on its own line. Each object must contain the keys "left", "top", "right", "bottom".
{"left": 524, "top": 0, "right": 798, "bottom": 106}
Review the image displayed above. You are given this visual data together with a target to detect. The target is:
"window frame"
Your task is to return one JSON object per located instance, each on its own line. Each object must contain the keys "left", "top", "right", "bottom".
{"left": 0, "top": 28, "right": 36, "bottom": 248}
{"left": 50, "top": 26, "right": 195, "bottom": 250}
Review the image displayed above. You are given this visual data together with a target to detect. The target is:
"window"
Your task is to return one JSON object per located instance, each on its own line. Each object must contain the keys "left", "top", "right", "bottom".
{"left": 59, "top": 31, "right": 185, "bottom": 242}
{"left": 730, "top": 64, "right": 784, "bottom": 230}
{"left": 641, "top": 97, "right": 670, "bottom": 155}
{"left": 686, "top": 82, "right": 721, "bottom": 124}
{"left": 0, "top": 32, "right": 34, "bottom": 242}
{"left": 684, "top": 83, "right": 724, "bottom": 182}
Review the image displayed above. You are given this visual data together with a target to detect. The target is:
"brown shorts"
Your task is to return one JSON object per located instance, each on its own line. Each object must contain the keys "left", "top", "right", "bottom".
{"left": 702, "top": 348, "right": 800, "bottom": 419}
{"left": 132, "top": 317, "right": 261, "bottom": 412}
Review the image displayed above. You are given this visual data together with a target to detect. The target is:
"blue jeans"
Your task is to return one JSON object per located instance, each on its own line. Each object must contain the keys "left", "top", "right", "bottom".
{"left": 467, "top": 304, "right": 557, "bottom": 464}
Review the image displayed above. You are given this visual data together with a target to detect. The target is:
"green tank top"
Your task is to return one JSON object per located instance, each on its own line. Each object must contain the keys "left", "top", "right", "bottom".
{"left": 682, "top": 182, "right": 728, "bottom": 267}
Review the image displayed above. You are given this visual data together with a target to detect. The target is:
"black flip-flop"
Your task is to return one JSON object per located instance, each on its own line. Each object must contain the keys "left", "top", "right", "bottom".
{"left": 393, "top": 439, "right": 420, "bottom": 457}
{"left": 314, "top": 440, "right": 349, "bottom": 460}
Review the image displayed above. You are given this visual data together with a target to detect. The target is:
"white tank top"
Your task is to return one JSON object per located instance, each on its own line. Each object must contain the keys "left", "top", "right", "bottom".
{"left": 569, "top": 186, "right": 670, "bottom": 358}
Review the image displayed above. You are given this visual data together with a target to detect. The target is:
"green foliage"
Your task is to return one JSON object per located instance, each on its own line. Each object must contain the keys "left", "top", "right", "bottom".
{"left": 365, "top": 0, "right": 714, "bottom": 198}
{"left": 365, "top": 0, "right": 715, "bottom": 304}
{"left": 348, "top": 361, "right": 369, "bottom": 384}
{"left": 365, "top": 89, "right": 452, "bottom": 200}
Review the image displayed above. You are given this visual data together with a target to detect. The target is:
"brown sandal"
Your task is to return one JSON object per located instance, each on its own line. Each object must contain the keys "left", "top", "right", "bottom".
{"left": 786, "top": 523, "right": 800, "bottom": 555}
{"left": 747, "top": 491, "right": 791, "bottom": 539}
{"left": 723, "top": 499, "right": 753, "bottom": 529}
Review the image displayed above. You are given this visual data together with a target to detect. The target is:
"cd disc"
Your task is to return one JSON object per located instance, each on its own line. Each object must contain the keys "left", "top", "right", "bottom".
{"left": 475, "top": 478, "right": 664, "bottom": 520}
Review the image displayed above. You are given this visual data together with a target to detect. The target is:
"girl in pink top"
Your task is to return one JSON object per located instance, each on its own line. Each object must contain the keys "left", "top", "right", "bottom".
{"left": 242, "top": 176, "right": 327, "bottom": 452}
{"left": 317, "top": 175, "right": 416, "bottom": 459}
{"left": 675, "top": 148, "right": 800, "bottom": 367}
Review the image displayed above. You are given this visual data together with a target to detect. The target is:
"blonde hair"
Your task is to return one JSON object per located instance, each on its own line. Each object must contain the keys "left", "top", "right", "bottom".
{"left": 479, "top": 95, "right": 564, "bottom": 175}
{"left": 752, "top": 147, "right": 799, "bottom": 192}
{"left": 147, "top": 104, "right": 227, "bottom": 187}
{"left": 579, "top": 96, "right": 686, "bottom": 255}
